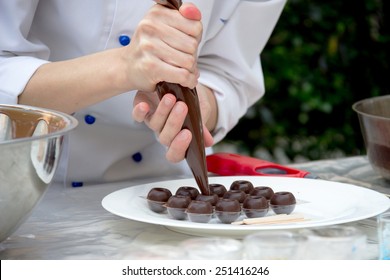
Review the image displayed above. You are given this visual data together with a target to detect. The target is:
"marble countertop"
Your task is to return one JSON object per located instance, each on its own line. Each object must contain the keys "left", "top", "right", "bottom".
{"left": 1, "top": 156, "right": 389, "bottom": 260}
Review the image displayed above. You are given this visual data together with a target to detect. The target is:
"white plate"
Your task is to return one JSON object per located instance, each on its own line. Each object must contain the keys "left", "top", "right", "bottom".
{"left": 102, "top": 176, "right": 390, "bottom": 237}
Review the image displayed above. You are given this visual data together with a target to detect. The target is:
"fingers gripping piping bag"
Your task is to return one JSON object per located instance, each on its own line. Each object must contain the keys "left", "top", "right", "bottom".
{"left": 154, "top": 0, "right": 210, "bottom": 195}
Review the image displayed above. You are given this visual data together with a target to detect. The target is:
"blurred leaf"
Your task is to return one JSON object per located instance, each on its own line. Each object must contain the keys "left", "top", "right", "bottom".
{"left": 222, "top": 0, "right": 390, "bottom": 162}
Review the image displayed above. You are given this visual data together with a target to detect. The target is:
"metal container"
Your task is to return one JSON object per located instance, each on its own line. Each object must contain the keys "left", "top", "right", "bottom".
{"left": 0, "top": 104, "right": 78, "bottom": 242}
{"left": 353, "top": 95, "right": 390, "bottom": 180}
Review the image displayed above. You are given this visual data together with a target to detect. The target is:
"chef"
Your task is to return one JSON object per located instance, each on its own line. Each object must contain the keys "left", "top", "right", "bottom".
{"left": 0, "top": 0, "right": 286, "bottom": 187}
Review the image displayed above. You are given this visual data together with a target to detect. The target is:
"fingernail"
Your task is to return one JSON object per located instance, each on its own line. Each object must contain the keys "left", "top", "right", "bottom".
{"left": 174, "top": 103, "right": 185, "bottom": 114}
{"left": 178, "top": 130, "right": 190, "bottom": 141}
{"left": 164, "top": 96, "right": 174, "bottom": 106}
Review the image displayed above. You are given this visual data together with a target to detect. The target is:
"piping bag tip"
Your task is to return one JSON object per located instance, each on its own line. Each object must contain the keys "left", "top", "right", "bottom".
{"left": 156, "top": 82, "right": 210, "bottom": 195}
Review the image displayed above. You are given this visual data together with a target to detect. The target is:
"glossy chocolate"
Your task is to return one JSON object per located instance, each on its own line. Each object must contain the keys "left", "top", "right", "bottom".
{"left": 0, "top": 107, "right": 68, "bottom": 139}
{"left": 155, "top": 0, "right": 209, "bottom": 195}
{"left": 270, "top": 191, "right": 296, "bottom": 205}
{"left": 243, "top": 196, "right": 269, "bottom": 210}
{"left": 176, "top": 186, "right": 200, "bottom": 200}
{"left": 166, "top": 195, "right": 192, "bottom": 209}
{"left": 270, "top": 191, "right": 296, "bottom": 215}
{"left": 242, "top": 195, "right": 269, "bottom": 218}
{"left": 230, "top": 180, "right": 254, "bottom": 194}
{"left": 215, "top": 199, "right": 241, "bottom": 212}
{"left": 223, "top": 190, "right": 247, "bottom": 203}
{"left": 147, "top": 187, "right": 172, "bottom": 202}
{"left": 146, "top": 187, "right": 172, "bottom": 213}
{"left": 209, "top": 183, "right": 227, "bottom": 197}
{"left": 215, "top": 199, "right": 241, "bottom": 224}
{"left": 250, "top": 186, "right": 274, "bottom": 200}
{"left": 186, "top": 200, "right": 213, "bottom": 223}
{"left": 165, "top": 195, "right": 191, "bottom": 220}
{"left": 195, "top": 193, "right": 219, "bottom": 206}
{"left": 186, "top": 200, "right": 213, "bottom": 214}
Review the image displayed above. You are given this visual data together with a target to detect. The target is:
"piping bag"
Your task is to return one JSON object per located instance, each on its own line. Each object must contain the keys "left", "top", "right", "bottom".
{"left": 154, "top": 0, "right": 210, "bottom": 195}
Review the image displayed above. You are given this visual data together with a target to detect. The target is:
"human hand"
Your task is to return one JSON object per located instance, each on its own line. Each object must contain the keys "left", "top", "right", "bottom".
{"left": 132, "top": 89, "right": 214, "bottom": 163}
{"left": 120, "top": 3, "right": 202, "bottom": 93}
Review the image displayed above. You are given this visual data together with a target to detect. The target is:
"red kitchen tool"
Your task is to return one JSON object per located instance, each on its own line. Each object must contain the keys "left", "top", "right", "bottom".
{"left": 206, "top": 153, "right": 318, "bottom": 178}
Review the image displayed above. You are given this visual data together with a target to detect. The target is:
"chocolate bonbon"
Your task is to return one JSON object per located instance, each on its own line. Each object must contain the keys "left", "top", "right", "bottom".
{"left": 195, "top": 193, "right": 219, "bottom": 207}
{"left": 230, "top": 180, "right": 254, "bottom": 194}
{"left": 176, "top": 186, "right": 200, "bottom": 200}
{"left": 242, "top": 195, "right": 269, "bottom": 218}
{"left": 223, "top": 190, "right": 247, "bottom": 204}
{"left": 165, "top": 195, "right": 192, "bottom": 220}
{"left": 186, "top": 201, "right": 213, "bottom": 223}
{"left": 215, "top": 199, "right": 241, "bottom": 224}
{"left": 146, "top": 187, "right": 172, "bottom": 213}
{"left": 209, "top": 183, "right": 227, "bottom": 197}
{"left": 270, "top": 191, "right": 296, "bottom": 215}
{"left": 250, "top": 186, "right": 274, "bottom": 200}
{"left": 145, "top": 181, "right": 297, "bottom": 223}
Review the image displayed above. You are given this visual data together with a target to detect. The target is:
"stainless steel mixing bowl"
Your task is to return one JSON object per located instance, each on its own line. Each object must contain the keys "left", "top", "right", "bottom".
{"left": 0, "top": 104, "right": 78, "bottom": 242}
{"left": 353, "top": 95, "right": 390, "bottom": 180}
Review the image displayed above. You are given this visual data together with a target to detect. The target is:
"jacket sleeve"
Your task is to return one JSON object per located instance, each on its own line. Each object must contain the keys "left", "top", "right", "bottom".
{"left": 197, "top": 0, "right": 287, "bottom": 143}
{"left": 0, "top": 0, "right": 50, "bottom": 104}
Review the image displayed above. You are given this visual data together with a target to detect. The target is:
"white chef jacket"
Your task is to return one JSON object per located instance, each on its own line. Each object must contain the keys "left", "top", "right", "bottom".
{"left": 0, "top": 0, "right": 286, "bottom": 187}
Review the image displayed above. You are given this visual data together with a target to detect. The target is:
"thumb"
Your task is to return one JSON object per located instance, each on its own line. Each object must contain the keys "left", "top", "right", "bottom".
{"left": 179, "top": 3, "right": 202, "bottom": 21}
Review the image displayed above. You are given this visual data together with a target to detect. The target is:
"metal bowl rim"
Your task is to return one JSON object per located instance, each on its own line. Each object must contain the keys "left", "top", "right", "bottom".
{"left": 0, "top": 103, "right": 78, "bottom": 145}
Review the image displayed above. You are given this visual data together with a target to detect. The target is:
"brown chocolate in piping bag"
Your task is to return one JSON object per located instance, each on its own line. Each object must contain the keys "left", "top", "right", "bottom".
{"left": 154, "top": 0, "right": 210, "bottom": 195}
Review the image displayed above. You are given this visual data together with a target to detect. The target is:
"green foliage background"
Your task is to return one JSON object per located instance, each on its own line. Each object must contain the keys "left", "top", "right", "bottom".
{"left": 221, "top": 0, "right": 390, "bottom": 162}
